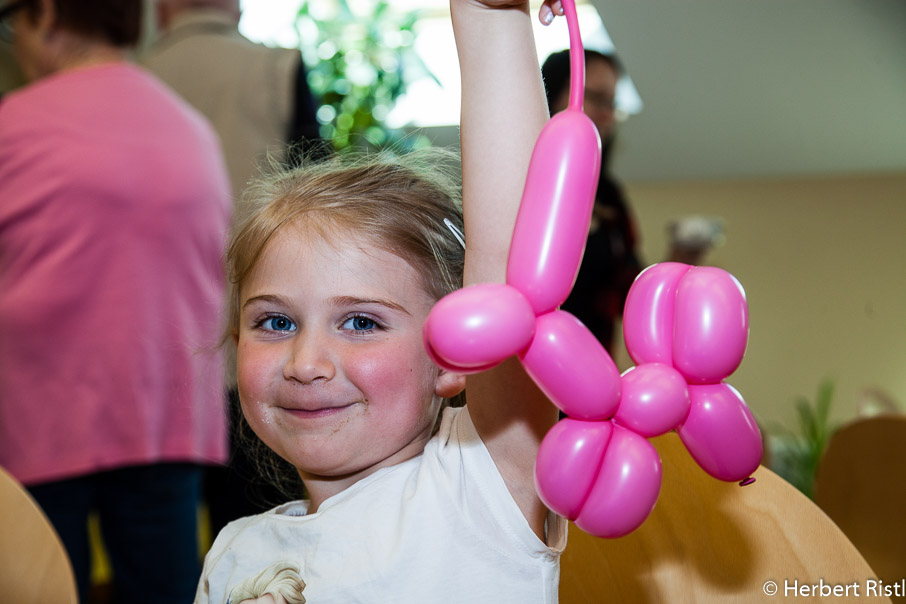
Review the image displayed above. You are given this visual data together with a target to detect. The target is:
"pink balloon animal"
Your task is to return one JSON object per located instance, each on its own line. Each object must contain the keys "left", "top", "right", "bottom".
{"left": 423, "top": 0, "right": 762, "bottom": 538}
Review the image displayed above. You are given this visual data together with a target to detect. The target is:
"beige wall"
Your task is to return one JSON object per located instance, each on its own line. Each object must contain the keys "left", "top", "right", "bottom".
{"left": 610, "top": 172, "right": 906, "bottom": 431}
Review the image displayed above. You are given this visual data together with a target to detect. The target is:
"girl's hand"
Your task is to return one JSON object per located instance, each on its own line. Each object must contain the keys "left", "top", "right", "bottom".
{"left": 469, "top": 0, "right": 565, "bottom": 25}
{"left": 538, "top": 0, "right": 565, "bottom": 25}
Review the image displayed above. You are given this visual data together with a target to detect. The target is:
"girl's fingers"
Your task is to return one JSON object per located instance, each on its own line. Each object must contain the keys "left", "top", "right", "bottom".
{"left": 539, "top": 1, "right": 565, "bottom": 26}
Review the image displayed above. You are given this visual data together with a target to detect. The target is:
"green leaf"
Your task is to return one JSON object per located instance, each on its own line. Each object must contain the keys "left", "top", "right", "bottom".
{"left": 767, "top": 379, "right": 839, "bottom": 500}
{"left": 294, "top": 0, "right": 438, "bottom": 151}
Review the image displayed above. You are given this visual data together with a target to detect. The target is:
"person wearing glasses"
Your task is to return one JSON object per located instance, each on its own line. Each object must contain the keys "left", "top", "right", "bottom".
{"left": 541, "top": 48, "right": 643, "bottom": 355}
{"left": 0, "top": 1, "right": 231, "bottom": 602}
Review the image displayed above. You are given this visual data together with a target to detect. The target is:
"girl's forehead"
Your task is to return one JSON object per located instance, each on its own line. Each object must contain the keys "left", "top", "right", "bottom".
{"left": 247, "top": 222, "right": 432, "bottom": 301}
{"left": 276, "top": 219, "right": 388, "bottom": 262}
{"left": 257, "top": 222, "right": 365, "bottom": 268}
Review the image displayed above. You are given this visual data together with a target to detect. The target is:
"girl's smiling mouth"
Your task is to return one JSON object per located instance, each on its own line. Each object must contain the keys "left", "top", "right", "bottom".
{"left": 278, "top": 401, "right": 364, "bottom": 420}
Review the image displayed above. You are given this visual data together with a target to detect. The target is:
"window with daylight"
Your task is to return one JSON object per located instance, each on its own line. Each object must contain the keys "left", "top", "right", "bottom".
{"left": 239, "top": 0, "right": 642, "bottom": 130}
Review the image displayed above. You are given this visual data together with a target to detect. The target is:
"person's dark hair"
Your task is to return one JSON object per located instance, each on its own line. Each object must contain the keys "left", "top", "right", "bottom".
{"left": 23, "top": 0, "right": 141, "bottom": 47}
{"left": 541, "top": 48, "right": 623, "bottom": 115}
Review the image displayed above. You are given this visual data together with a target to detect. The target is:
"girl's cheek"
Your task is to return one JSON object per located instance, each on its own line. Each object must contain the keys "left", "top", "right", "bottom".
{"left": 236, "top": 348, "right": 280, "bottom": 429}
{"left": 352, "top": 341, "right": 436, "bottom": 402}
{"left": 237, "top": 342, "right": 282, "bottom": 393}
{"left": 348, "top": 342, "right": 407, "bottom": 388}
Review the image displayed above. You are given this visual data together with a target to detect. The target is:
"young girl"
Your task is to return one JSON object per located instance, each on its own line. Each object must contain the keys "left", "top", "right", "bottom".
{"left": 197, "top": 1, "right": 567, "bottom": 602}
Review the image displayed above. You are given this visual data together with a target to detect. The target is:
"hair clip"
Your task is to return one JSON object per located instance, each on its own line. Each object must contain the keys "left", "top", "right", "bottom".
{"left": 443, "top": 218, "right": 466, "bottom": 250}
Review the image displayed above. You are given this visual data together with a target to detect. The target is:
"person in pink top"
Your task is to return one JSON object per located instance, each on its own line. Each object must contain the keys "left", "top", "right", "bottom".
{"left": 0, "top": 0, "right": 231, "bottom": 601}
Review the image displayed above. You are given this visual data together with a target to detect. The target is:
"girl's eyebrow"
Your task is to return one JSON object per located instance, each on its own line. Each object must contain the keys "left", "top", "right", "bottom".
{"left": 242, "top": 294, "right": 288, "bottom": 310}
{"left": 241, "top": 294, "right": 411, "bottom": 316}
{"left": 332, "top": 296, "right": 411, "bottom": 316}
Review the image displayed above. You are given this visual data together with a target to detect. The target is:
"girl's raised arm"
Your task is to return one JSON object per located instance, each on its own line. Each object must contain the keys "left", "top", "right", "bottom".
{"left": 452, "top": 0, "right": 561, "bottom": 539}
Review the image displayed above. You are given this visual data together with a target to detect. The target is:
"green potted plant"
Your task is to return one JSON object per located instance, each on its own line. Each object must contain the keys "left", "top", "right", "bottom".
{"left": 295, "top": 0, "right": 436, "bottom": 151}
{"left": 768, "top": 379, "right": 838, "bottom": 499}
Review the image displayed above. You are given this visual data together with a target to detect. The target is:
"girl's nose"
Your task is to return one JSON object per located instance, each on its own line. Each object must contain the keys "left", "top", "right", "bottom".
{"left": 283, "top": 329, "right": 336, "bottom": 384}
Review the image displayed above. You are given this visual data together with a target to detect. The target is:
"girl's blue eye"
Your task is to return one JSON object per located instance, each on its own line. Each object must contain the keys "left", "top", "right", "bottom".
{"left": 343, "top": 316, "right": 377, "bottom": 331}
{"left": 262, "top": 316, "right": 295, "bottom": 332}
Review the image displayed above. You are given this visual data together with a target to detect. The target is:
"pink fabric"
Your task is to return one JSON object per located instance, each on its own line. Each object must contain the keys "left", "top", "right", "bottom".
{"left": 0, "top": 63, "right": 231, "bottom": 485}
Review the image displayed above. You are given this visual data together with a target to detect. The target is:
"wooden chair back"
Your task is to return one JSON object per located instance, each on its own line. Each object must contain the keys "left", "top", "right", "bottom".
{"left": 560, "top": 432, "right": 885, "bottom": 603}
{"left": 814, "top": 414, "right": 906, "bottom": 592}
{"left": 0, "top": 465, "right": 78, "bottom": 603}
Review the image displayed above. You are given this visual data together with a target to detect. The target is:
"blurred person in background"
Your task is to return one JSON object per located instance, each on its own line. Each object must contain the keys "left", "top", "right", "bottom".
{"left": 141, "top": 0, "right": 327, "bottom": 538}
{"left": 0, "top": 33, "right": 25, "bottom": 95}
{"left": 542, "top": 48, "right": 643, "bottom": 354}
{"left": 666, "top": 215, "right": 724, "bottom": 266}
{"left": 142, "top": 0, "right": 325, "bottom": 227}
{"left": 0, "top": 0, "right": 231, "bottom": 601}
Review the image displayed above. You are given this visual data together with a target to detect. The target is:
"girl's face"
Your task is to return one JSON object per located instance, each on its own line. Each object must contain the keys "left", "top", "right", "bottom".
{"left": 236, "top": 224, "right": 461, "bottom": 492}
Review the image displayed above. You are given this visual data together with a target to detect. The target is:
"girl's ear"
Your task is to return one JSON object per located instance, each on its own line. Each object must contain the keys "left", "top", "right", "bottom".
{"left": 435, "top": 369, "right": 466, "bottom": 399}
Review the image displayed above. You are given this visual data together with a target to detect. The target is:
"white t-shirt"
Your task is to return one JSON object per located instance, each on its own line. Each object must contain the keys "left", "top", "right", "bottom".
{"left": 196, "top": 406, "right": 566, "bottom": 604}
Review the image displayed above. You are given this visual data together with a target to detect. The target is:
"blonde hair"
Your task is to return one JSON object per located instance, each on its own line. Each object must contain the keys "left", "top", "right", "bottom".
{"left": 226, "top": 148, "right": 465, "bottom": 342}
{"left": 229, "top": 561, "right": 306, "bottom": 604}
